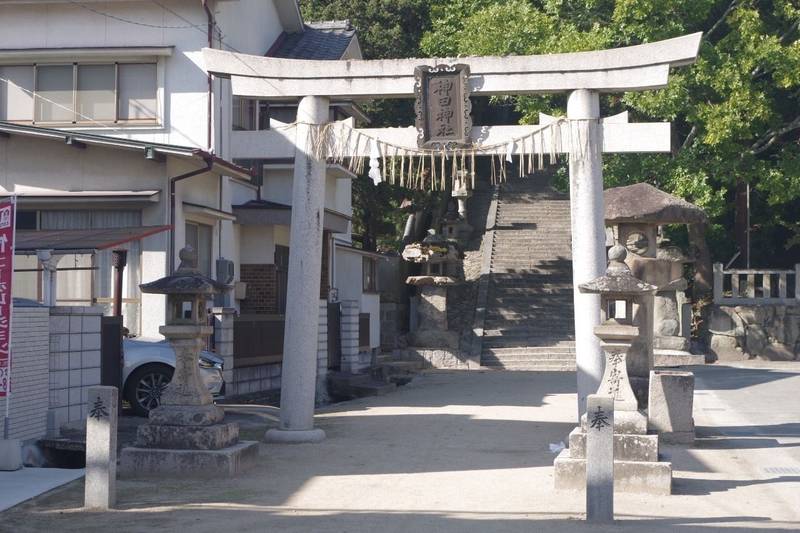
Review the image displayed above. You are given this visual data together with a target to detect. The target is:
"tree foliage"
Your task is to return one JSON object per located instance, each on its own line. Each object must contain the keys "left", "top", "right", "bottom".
{"left": 422, "top": 0, "right": 800, "bottom": 266}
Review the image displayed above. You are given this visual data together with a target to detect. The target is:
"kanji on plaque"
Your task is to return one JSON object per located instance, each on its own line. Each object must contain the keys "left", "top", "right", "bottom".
{"left": 414, "top": 64, "right": 472, "bottom": 150}
{"left": 0, "top": 200, "right": 15, "bottom": 398}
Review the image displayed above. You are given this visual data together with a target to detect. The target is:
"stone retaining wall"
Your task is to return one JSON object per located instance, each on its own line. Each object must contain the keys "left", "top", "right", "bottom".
{"left": 709, "top": 304, "right": 800, "bottom": 361}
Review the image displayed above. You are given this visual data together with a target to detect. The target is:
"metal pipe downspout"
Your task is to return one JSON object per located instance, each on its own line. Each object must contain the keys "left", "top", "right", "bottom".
{"left": 203, "top": 0, "right": 214, "bottom": 151}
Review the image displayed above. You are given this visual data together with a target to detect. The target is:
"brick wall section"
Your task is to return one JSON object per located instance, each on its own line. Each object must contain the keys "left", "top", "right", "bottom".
{"left": 48, "top": 306, "right": 103, "bottom": 435}
{"left": 230, "top": 363, "right": 281, "bottom": 396}
{"left": 315, "top": 300, "right": 328, "bottom": 404}
{"left": 0, "top": 304, "right": 50, "bottom": 442}
{"left": 240, "top": 264, "right": 277, "bottom": 314}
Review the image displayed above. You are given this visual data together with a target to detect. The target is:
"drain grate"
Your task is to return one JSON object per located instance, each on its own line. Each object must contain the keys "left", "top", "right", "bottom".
{"left": 763, "top": 467, "right": 800, "bottom": 475}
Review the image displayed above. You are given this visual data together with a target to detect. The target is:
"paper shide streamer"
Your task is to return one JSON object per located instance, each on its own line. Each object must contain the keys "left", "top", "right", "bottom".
{"left": 295, "top": 117, "right": 574, "bottom": 192}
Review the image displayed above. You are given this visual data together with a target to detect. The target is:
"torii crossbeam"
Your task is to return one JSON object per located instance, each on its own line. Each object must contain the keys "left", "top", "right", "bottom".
{"left": 203, "top": 33, "right": 701, "bottom": 442}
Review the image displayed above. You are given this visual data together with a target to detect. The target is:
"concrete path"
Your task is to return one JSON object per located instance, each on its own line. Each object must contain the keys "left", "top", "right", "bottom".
{"left": 0, "top": 467, "right": 84, "bottom": 513}
{"left": 0, "top": 366, "right": 798, "bottom": 532}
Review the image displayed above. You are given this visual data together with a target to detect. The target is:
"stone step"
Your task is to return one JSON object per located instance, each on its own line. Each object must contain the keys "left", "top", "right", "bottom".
{"left": 482, "top": 337, "right": 575, "bottom": 348}
{"left": 553, "top": 449, "right": 672, "bottom": 495}
{"left": 482, "top": 353, "right": 575, "bottom": 363}
{"left": 480, "top": 361, "right": 577, "bottom": 371}
{"left": 566, "top": 427, "right": 658, "bottom": 462}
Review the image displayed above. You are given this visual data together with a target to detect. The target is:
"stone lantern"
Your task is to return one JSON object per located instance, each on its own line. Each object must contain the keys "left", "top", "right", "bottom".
{"left": 554, "top": 245, "right": 673, "bottom": 495}
{"left": 120, "top": 246, "right": 257, "bottom": 477}
{"left": 442, "top": 171, "right": 473, "bottom": 244}
{"left": 579, "top": 245, "right": 657, "bottom": 414}
{"left": 604, "top": 182, "right": 707, "bottom": 367}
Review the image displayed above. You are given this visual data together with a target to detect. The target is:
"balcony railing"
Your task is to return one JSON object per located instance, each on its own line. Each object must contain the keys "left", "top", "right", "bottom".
{"left": 713, "top": 263, "right": 800, "bottom": 305}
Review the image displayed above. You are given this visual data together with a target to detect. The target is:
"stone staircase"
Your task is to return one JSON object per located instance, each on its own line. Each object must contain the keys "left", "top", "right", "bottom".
{"left": 480, "top": 176, "right": 576, "bottom": 370}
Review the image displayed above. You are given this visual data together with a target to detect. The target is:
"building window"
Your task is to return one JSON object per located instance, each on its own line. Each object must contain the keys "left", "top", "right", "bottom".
{"left": 185, "top": 222, "right": 213, "bottom": 277}
{"left": 15, "top": 210, "right": 38, "bottom": 230}
{"left": 0, "top": 62, "right": 158, "bottom": 125}
{"left": 232, "top": 97, "right": 270, "bottom": 131}
{"left": 362, "top": 256, "right": 378, "bottom": 293}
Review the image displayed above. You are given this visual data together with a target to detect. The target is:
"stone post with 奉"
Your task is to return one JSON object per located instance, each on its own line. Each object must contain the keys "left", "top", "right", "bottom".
{"left": 84, "top": 385, "right": 117, "bottom": 510}
{"left": 586, "top": 394, "right": 614, "bottom": 523}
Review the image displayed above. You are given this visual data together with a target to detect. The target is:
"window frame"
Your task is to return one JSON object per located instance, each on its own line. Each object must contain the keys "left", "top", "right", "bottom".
{"left": 362, "top": 256, "right": 378, "bottom": 294}
{"left": 0, "top": 59, "right": 161, "bottom": 127}
{"left": 184, "top": 220, "right": 215, "bottom": 278}
{"left": 232, "top": 96, "right": 270, "bottom": 132}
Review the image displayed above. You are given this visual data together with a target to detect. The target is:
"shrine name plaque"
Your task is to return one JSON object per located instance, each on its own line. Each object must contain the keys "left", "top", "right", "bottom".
{"left": 414, "top": 64, "right": 472, "bottom": 150}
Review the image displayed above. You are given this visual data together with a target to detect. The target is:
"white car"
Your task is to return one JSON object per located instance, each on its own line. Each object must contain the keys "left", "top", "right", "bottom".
{"left": 123, "top": 338, "right": 224, "bottom": 416}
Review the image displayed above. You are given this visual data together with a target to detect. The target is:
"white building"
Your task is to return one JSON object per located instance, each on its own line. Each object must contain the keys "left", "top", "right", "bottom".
{"left": 0, "top": 0, "right": 381, "bottom": 398}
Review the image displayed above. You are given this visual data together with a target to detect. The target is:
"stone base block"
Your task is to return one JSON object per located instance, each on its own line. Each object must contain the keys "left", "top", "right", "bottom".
{"left": 654, "top": 335, "right": 690, "bottom": 351}
{"left": 553, "top": 449, "right": 672, "bottom": 495}
{"left": 0, "top": 439, "right": 22, "bottom": 471}
{"left": 659, "top": 430, "right": 695, "bottom": 445}
{"left": 649, "top": 370, "right": 695, "bottom": 445}
{"left": 567, "top": 428, "right": 658, "bottom": 462}
{"left": 148, "top": 404, "right": 225, "bottom": 426}
{"left": 582, "top": 410, "right": 647, "bottom": 435}
{"left": 404, "top": 348, "right": 473, "bottom": 369}
{"left": 264, "top": 428, "right": 326, "bottom": 444}
{"left": 119, "top": 440, "right": 258, "bottom": 478}
{"left": 136, "top": 422, "right": 239, "bottom": 450}
{"left": 655, "top": 350, "right": 705, "bottom": 367}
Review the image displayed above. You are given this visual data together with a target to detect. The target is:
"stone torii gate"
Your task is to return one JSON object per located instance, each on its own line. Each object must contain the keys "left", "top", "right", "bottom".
{"left": 203, "top": 33, "right": 701, "bottom": 442}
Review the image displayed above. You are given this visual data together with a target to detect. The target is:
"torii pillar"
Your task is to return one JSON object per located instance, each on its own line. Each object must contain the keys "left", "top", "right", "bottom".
{"left": 567, "top": 89, "right": 606, "bottom": 414}
{"left": 264, "top": 95, "right": 329, "bottom": 443}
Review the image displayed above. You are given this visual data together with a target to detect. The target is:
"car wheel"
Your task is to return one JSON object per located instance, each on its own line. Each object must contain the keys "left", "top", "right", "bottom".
{"left": 125, "top": 364, "right": 174, "bottom": 417}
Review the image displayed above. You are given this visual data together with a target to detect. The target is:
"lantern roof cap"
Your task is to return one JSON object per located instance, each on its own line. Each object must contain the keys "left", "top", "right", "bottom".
{"left": 604, "top": 182, "right": 707, "bottom": 225}
{"left": 579, "top": 245, "right": 658, "bottom": 295}
{"left": 140, "top": 246, "right": 229, "bottom": 295}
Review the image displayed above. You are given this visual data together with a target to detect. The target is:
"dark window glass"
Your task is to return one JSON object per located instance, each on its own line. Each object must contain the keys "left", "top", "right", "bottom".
{"left": 16, "top": 210, "right": 37, "bottom": 230}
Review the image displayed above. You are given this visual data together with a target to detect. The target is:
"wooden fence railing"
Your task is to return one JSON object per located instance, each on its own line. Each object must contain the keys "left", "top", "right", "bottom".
{"left": 713, "top": 263, "right": 800, "bottom": 305}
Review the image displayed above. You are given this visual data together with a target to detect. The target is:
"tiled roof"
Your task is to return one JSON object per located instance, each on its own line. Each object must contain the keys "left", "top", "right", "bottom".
{"left": 268, "top": 20, "right": 356, "bottom": 60}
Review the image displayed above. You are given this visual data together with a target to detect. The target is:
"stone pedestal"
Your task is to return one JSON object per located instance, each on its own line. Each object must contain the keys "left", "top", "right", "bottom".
{"left": 407, "top": 276, "right": 460, "bottom": 349}
{"left": 554, "top": 405, "right": 672, "bottom": 495}
{"left": 648, "top": 370, "right": 695, "bottom": 445}
{"left": 554, "top": 301, "right": 672, "bottom": 495}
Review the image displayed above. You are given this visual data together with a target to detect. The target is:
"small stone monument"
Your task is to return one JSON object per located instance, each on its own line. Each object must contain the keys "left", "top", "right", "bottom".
{"left": 85, "top": 386, "right": 117, "bottom": 510}
{"left": 120, "top": 246, "right": 258, "bottom": 477}
{"left": 586, "top": 394, "right": 614, "bottom": 523}
{"left": 554, "top": 245, "right": 673, "bottom": 495}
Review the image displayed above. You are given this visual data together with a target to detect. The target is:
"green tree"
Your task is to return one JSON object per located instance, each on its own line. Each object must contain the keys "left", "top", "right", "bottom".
{"left": 422, "top": 0, "right": 800, "bottom": 268}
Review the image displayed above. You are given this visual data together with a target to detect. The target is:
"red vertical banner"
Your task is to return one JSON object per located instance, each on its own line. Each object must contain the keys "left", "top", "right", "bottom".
{"left": 0, "top": 199, "right": 15, "bottom": 398}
